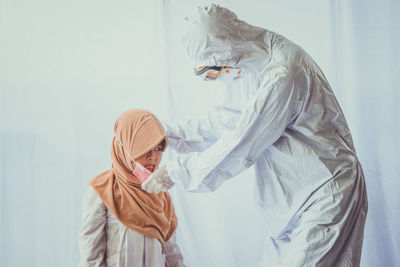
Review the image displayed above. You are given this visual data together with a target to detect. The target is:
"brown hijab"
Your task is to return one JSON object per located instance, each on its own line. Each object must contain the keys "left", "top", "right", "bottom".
{"left": 90, "top": 109, "right": 177, "bottom": 243}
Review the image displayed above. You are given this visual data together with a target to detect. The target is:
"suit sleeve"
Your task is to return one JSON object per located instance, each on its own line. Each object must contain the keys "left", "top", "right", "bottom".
{"left": 163, "top": 104, "right": 242, "bottom": 154}
{"left": 167, "top": 74, "right": 302, "bottom": 192}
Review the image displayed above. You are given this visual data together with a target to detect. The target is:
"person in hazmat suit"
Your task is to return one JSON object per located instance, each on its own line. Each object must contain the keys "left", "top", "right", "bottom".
{"left": 142, "top": 4, "right": 368, "bottom": 267}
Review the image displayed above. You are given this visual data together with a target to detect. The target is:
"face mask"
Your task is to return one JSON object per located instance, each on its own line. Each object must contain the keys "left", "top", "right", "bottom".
{"left": 132, "top": 161, "right": 157, "bottom": 182}
{"left": 218, "top": 67, "right": 242, "bottom": 84}
{"left": 116, "top": 138, "right": 156, "bottom": 182}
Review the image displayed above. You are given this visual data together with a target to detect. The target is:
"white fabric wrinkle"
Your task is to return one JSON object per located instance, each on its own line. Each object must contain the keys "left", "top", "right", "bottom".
{"left": 78, "top": 186, "right": 107, "bottom": 267}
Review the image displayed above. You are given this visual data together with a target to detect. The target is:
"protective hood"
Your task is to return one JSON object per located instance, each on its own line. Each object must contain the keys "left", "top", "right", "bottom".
{"left": 183, "top": 4, "right": 269, "bottom": 73}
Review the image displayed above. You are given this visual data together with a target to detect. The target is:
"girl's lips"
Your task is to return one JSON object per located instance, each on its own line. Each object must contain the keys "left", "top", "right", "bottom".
{"left": 145, "top": 165, "right": 155, "bottom": 172}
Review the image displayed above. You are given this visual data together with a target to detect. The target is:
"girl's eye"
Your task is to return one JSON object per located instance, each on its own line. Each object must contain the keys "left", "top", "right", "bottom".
{"left": 155, "top": 147, "right": 163, "bottom": 151}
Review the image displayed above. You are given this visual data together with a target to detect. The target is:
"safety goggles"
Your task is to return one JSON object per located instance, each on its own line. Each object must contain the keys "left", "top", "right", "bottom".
{"left": 194, "top": 66, "right": 223, "bottom": 80}
{"left": 194, "top": 66, "right": 242, "bottom": 81}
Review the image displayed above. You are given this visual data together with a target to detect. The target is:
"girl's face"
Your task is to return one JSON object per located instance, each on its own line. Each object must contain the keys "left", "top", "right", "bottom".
{"left": 134, "top": 142, "right": 164, "bottom": 173}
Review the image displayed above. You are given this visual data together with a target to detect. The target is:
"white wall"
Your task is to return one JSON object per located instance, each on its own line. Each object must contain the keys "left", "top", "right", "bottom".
{"left": 0, "top": 0, "right": 167, "bottom": 266}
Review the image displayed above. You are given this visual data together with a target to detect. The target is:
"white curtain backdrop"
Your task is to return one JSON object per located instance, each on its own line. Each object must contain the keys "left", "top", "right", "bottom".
{"left": 0, "top": 0, "right": 169, "bottom": 266}
{"left": 0, "top": 0, "right": 399, "bottom": 266}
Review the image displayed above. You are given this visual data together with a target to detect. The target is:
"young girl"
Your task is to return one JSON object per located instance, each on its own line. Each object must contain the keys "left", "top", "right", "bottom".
{"left": 78, "top": 109, "right": 185, "bottom": 267}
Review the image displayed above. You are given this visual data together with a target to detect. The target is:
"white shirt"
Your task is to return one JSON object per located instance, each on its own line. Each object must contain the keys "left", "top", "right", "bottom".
{"left": 78, "top": 187, "right": 185, "bottom": 267}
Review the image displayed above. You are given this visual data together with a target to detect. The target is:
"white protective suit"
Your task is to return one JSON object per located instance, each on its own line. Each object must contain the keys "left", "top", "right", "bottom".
{"left": 78, "top": 187, "right": 186, "bottom": 267}
{"left": 163, "top": 4, "right": 368, "bottom": 267}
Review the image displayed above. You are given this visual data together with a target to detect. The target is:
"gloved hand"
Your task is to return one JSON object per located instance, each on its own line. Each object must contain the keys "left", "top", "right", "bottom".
{"left": 142, "top": 165, "right": 175, "bottom": 194}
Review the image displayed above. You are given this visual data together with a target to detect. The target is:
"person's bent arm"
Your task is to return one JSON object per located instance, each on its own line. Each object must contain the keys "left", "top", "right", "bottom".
{"left": 78, "top": 187, "right": 107, "bottom": 267}
{"left": 168, "top": 73, "right": 303, "bottom": 192}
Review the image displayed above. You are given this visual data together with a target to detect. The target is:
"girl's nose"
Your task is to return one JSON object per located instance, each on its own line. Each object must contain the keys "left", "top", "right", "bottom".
{"left": 147, "top": 151, "right": 156, "bottom": 161}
